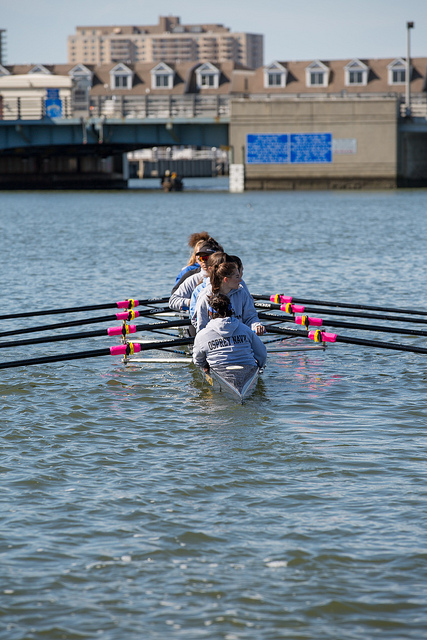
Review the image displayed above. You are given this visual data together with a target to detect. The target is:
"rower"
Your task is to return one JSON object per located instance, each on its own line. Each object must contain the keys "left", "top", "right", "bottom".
{"left": 169, "top": 238, "right": 223, "bottom": 312}
{"left": 192, "top": 293, "right": 267, "bottom": 373}
{"left": 172, "top": 231, "right": 210, "bottom": 289}
{"left": 189, "top": 252, "right": 251, "bottom": 321}
{"left": 193, "top": 259, "right": 265, "bottom": 335}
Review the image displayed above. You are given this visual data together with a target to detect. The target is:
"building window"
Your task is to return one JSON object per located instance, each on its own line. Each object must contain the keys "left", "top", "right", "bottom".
{"left": 263, "top": 61, "right": 287, "bottom": 89}
{"left": 110, "top": 63, "right": 133, "bottom": 90}
{"left": 349, "top": 71, "right": 363, "bottom": 84}
{"left": 195, "top": 63, "right": 220, "bottom": 90}
{"left": 151, "top": 62, "right": 174, "bottom": 89}
{"left": 201, "top": 74, "right": 215, "bottom": 87}
{"left": 393, "top": 69, "right": 406, "bottom": 83}
{"left": 156, "top": 75, "right": 169, "bottom": 87}
{"left": 268, "top": 73, "right": 282, "bottom": 86}
{"left": 305, "top": 61, "right": 329, "bottom": 88}
{"left": 344, "top": 59, "right": 369, "bottom": 86}
{"left": 310, "top": 71, "right": 324, "bottom": 85}
{"left": 387, "top": 59, "right": 408, "bottom": 85}
{"left": 115, "top": 76, "right": 128, "bottom": 88}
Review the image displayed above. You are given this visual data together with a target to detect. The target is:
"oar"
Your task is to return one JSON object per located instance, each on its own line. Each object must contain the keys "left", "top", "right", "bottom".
{"left": 0, "top": 296, "right": 170, "bottom": 321}
{"left": 0, "top": 337, "right": 194, "bottom": 370}
{"left": 253, "top": 293, "right": 427, "bottom": 317}
{"left": 255, "top": 301, "right": 427, "bottom": 326}
{"left": 264, "top": 325, "right": 427, "bottom": 355}
{"left": 258, "top": 311, "right": 427, "bottom": 338}
{"left": 0, "top": 306, "right": 173, "bottom": 339}
{"left": 0, "top": 318, "right": 191, "bottom": 350}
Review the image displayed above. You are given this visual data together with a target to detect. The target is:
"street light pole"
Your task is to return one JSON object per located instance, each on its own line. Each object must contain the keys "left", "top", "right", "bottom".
{"left": 405, "top": 21, "right": 414, "bottom": 116}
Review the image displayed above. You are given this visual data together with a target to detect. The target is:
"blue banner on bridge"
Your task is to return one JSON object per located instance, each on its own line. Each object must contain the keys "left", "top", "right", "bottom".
{"left": 45, "top": 89, "right": 62, "bottom": 118}
{"left": 246, "top": 133, "right": 332, "bottom": 164}
{"left": 45, "top": 99, "right": 63, "bottom": 119}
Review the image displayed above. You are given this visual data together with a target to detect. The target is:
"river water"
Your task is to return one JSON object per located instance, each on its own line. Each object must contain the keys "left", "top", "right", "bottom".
{"left": 1, "top": 179, "right": 427, "bottom": 639}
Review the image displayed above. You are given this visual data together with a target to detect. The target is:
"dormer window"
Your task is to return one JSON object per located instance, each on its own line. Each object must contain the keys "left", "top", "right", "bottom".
{"left": 387, "top": 58, "right": 407, "bottom": 85}
{"left": 305, "top": 60, "right": 329, "bottom": 88}
{"left": 263, "top": 61, "right": 287, "bottom": 88}
{"left": 195, "top": 62, "right": 220, "bottom": 89}
{"left": 69, "top": 64, "right": 93, "bottom": 84}
{"left": 110, "top": 63, "right": 133, "bottom": 90}
{"left": 28, "top": 64, "right": 51, "bottom": 75}
{"left": 344, "top": 59, "right": 369, "bottom": 86}
{"left": 150, "top": 62, "right": 174, "bottom": 90}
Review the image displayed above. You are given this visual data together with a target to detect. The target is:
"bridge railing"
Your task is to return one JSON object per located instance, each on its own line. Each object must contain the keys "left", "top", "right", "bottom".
{"left": 88, "top": 95, "right": 230, "bottom": 119}
{"left": 0, "top": 97, "right": 73, "bottom": 120}
{"left": 0, "top": 94, "right": 230, "bottom": 120}
{"left": 399, "top": 98, "right": 427, "bottom": 118}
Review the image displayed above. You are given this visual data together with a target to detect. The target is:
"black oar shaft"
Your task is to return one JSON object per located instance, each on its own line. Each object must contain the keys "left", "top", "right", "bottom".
{"left": 258, "top": 312, "right": 427, "bottom": 337}
{"left": 0, "top": 307, "right": 172, "bottom": 339}
{"left": 264, "top": 324, "right": 427, "bottom": 355}
{"left": 253, "top": 294, "right": 427, "bottom": 317}
{"left": 256, "top": 302, "right": 427, "bottom": 325}
{"left": 0, "top": 296, "right": 170, "bottom": 321}
{"left": 0, "top": 318, "right": 191, "bottom": 350}
{"left": 334, "top": 335, "right": 427, "bottom": 354}
{"left": 0, "top": 337, "right": 194, "bottom": 370}
{"left": 0, "top": 348, "right": 110, "bottom": 369}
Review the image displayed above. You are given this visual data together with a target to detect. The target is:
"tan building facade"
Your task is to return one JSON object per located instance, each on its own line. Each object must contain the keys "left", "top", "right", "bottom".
{"left": 229, "top": 98, "right": 400, "bottom": 189}
{"left": 67, "top": 16, "right": 263, "bottom": 70}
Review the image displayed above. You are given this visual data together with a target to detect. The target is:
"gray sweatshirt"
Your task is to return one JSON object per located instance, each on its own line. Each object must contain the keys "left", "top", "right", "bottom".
{"left": 193, "top": 283, "right": 263, "bottom": 333}
{"left": 192, "top": 317, "right": 267, "bottom": 369}
{"left": 169, "top": 270, "right": 207, "bottom": 311}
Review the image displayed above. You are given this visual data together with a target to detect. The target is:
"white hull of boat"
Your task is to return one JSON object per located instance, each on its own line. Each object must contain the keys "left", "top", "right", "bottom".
{"left": 200, "top": 364, "right": 260, "bottom": 404}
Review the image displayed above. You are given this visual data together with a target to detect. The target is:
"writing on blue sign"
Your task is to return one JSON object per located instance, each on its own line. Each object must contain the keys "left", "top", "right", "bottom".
{"left": 290, "top": 133, "right": 332, "bottom": 164}
{"left": 246, "top": 133, "right": 332, "bottom": 164}
{"left": 246, "top": 134, "right": 289, "bottom": 164}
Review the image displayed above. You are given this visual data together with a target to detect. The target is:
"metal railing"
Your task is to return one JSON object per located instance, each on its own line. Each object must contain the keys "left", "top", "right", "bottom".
{"left": 399, "top": 96, "right": 427, "bottom": 118}
{"left": 0, "top": 94, "right": 230, "bottom": 120}
{"left": 0, "top": 96, "right": 72, "bottom": 120}
{"left": 88, "top": 94, "right": 230, "bottom": 119}
{"left": 1, "top": 92, "right": 427, "bottom": 121}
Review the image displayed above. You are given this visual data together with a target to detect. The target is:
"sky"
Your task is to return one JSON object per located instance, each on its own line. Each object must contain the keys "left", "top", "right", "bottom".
{"left": 1, "top": 0, "right": 427, "bottom": 66}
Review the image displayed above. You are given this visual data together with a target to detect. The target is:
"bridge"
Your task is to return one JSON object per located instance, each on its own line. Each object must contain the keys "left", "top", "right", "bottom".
{"left": 0, "top": 95, "right": 230, "bottom": 189}
{"left": 2, "top": 92, "right": 427, "bottom": 190}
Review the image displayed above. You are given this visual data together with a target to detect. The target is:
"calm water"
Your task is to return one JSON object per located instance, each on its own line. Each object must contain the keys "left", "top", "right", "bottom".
{"left": 1, "top": 179, "right": 427, "bottom": 640}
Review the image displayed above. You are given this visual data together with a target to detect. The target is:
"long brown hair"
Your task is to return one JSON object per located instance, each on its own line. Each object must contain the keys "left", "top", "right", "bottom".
{"left": 210, "top": 258, "right": 238, "bottom": 293}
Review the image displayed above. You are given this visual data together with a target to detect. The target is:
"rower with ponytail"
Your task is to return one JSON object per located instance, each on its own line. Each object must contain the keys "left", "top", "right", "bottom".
{"left": 193, "top": 258, "right": 265, "bottom": 335}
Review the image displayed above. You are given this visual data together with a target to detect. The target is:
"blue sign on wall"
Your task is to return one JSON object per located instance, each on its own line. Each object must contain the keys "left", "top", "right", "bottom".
{"left": 45, "top": 98, "right": 63, "bottom": 118}
{"left": 246, "top": 133, "right": 332, "bottom": 164}
{"left": 246, "top": 134, "right": 290, "bottom": 164}
{"left": 290, "top": 133, "right": 332, "bottom": 163}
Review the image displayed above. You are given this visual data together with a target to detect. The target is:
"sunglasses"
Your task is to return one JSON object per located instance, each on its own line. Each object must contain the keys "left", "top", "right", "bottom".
{"left": 198, "top": 254, "right": 211, "bottom": 261}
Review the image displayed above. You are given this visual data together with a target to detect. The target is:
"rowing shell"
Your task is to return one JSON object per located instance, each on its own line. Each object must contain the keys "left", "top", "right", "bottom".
{"left": 200, "top": 364, "right": 261, "bottom": 404}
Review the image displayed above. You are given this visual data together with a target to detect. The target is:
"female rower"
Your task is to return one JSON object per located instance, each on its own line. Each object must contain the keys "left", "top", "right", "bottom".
{"left": 169, "top": 238, "right": 223, "bottom": 312}
{"left": 192, "top": 293, "right": 267, "bottom": 373}
{"left": 189, "top": 252, "right": 251, "bottom": 320}
{"left": 193, "top": 260, "right": 265, "bottom": 335}
{"left": 172, "top": 231, "right": 210, "bottom": 290}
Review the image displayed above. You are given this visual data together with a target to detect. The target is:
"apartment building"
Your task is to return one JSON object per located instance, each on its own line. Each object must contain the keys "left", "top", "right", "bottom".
{"left": 67, "top": 16, "right": 263, "bottom": 69}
